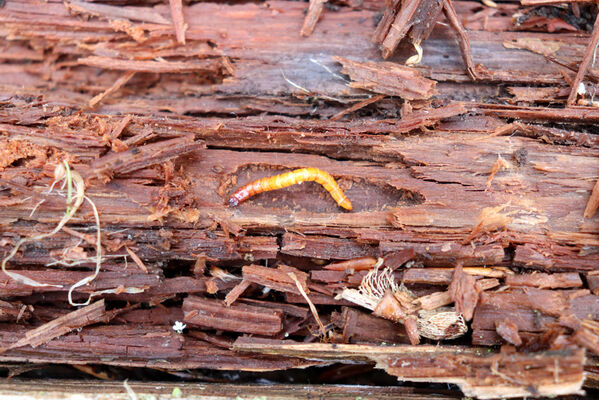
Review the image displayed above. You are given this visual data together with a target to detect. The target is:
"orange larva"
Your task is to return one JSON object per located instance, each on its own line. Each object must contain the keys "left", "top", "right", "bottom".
{"left": 228, "top": 167, "right": 352, "bottom": 210}
{"left": 324, "top": 256, "right": 378, "bottom": 271}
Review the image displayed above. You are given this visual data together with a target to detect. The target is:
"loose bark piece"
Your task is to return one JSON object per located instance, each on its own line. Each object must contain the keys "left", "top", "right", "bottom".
{"left": 301, "top": 0, "right": 327, "bottom": 37}
{"left": 572, "top": 328, "right": 599, "bottom": 355}
{"left": 169, "top": 0, "right": 187, "bottom": 45}
{"left": 448, "top": 264, "right": 479, "bottom": 321}
{"left": 335, "top": 57, "right": 437, "bottom": 100}
{"left": 588, "top": 274, "right": 599, "bottom": 295}
{"left": 125, "top": 246, "right": 148, "bottom": 273}
{"left": 8, "top": 300, "right": 107, "bottom": 350}
{"left": 372, "top": 0, "right": 402, "bottom": 44}
{"left": 441, "top": 0, "right": 478, "bottom": 79}
{"left": 183, "top": 296, "right": 283, "bottom": 336}
{"left": 105, "top": 114, "right": 133, "bottom": 152}
{"left": 373, "top": 290, "right": 406, "bottom": 323}
{"left": 477, "top": 103, "right": 599, "bottom": 123}
{"left": 414, "top": 291, "right": 452, "bottom": 311}
{"left": 495, "top": 319, "right": 522, "bottom": 346}
{"left": 566, "top": 12, "right": 599, "bottom": 106}
{"left": 415, "top": 278, "right": 499, "bottom": 311}
{"left": 66, "top": 1, "right": 171, "bottom": 25}
{"left": 332, "top": 307, "right": 410, "bottom": 344}
{"left": 224, "top": 279, "right": 251, "bottom": 306}
{"left": 86, "top": 135, "right": 204, "bottom": 180}
{"left": 383, "top": 249, "right": 415, "bottom": 270}
{"left": 403, "top": 267, "right": 505, "bottom": 285}
{"left": 403, "top": 314, "right": 420, "bottom": 345}
{"left": 78, "top": 56, "right": 221, "bottom": 73}
{"left": 88, "top": 71, "right": 135, "bottom": 108}
{"left": 492, "top": 122, "right": 599, "bottom": 147}
{"left": 242, "top": 264, "right": 309, "bottom": 295}
{"left": 310, "top": 270, "right": 347, "bottom": 283}
{"left": 506, "top": 272, "right": 583, "bottom": 289}
{"left": 0, "top": 301, "right": 31, "bottom": 322}
{"left": 473, "top": 288, "right": 599, "bottom": 345}
{"left": 464, "top": 204, "right": 512, "bottom": 244}
{"left": 379, "top": 0, "right": 423, "bottom": 59}
{"left": 584, "top": 178, "right": 599, "bottom": 218}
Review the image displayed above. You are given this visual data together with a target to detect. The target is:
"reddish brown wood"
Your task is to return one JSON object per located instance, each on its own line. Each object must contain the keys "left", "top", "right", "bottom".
{"left": 0, "top": 0, "right": 598, "bottom": 396}
{"left": 183, "top": 296, "right": 283, "bottom": 336}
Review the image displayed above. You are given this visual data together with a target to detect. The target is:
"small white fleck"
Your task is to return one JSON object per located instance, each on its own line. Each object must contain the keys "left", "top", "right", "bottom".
{"left": 577, "top": 82, "right": 586, "bottom": 95}
{"left": 172, "top": 321, "right": 186, "bottom": 334}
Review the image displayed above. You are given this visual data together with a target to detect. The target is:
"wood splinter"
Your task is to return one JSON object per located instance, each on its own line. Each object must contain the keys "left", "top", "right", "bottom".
{"left": 228, "top": 167, "right": 352, "bottom": 210}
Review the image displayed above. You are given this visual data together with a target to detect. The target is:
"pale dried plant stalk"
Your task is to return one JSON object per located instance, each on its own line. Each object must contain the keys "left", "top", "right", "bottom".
{"left": 339, "top": 263, "right": 395, "bottom": 309}
{"left": 288, "top": 272, "right": 327, "bottom": 337}
{"left": 417, "top": 308, "right": 468, "bottom": 340}
{"left": 340, "top": 263, "right": 468, "bottom": 340}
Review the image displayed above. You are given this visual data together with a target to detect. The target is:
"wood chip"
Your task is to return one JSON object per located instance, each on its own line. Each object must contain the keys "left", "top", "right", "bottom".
{"left": 495, "top": 319, "right": 522, "bottom": 346}
{"left": 224, "top": 279, "right": 251, "bottom": 306}
{"left": 506, "top": 272, "right": 583, "bottom": 289}
{"left": 448, "top": 264, "right": 479, "bottom": 321}
{"left": 334, "top": 57, "right": 437, "bottom": 100}
{"left": 169, "top": 0, "right": 187, "bottom": 45}
{"left": 300, "top": 0, "right": 327, "bottom": 36}
{"left": 89, "top": 71, "right": 136, "bottom": 108}
{"left": 8, "top": 300, "right": 107, "bottom": 350}
{"left": 584, "top": 178, "right": 599, "bottom": 218}
{"left": 242, "top": 264, "right": 309, "bottom": 295}
{"left": 183, "top": 296, "right": 283, "bottom": 336}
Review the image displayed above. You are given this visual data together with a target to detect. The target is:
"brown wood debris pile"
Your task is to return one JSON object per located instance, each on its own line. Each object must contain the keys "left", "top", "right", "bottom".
{"left": 0, "top": 0, "right": 598, "bottom": 398}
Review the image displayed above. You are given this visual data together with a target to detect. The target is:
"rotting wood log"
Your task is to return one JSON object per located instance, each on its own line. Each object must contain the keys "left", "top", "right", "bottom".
{"left": 0, "top": 0, "right": 598, "bottom": 398}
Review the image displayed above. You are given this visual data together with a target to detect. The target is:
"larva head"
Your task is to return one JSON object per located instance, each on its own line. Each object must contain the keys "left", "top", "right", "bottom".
{"left": 228, "top": 196, "right": 240, "bottom": 207}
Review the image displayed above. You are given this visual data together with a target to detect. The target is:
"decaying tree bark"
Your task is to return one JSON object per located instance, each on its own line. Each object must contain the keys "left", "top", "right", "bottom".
{"left": 0, "top": 0, "right": 598, "bottom": 398}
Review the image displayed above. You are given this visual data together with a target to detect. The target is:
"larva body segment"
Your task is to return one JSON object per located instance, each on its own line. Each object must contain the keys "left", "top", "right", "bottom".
{"left": 228, "top": 167, "right": 352, "bottom": 210}
{"left": 324, "top": 256, "right": 379, "bottom": 271}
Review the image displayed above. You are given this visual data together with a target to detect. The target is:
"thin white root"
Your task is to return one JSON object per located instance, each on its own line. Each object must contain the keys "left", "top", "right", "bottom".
{"left": 2, "top": 161, "right": 105, "bottom": 306}
{"left": 68, "top": 195, "right": 103, "bottom": 306}
{"left": 406, "top": 42, "right": 423, "bottom": 66}
{"left": 1, "top": 162, "right": 84, "bottom": 288}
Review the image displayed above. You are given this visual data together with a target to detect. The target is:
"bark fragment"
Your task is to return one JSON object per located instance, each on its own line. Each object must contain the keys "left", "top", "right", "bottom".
{"left": 183, "top": 296, "right": 283, "bottom": 336}
{"left": 495, "top": 319, "right": 523, "bottom": 346}
{"left": 335, "top": 57, "right": 437, "bottom": 100}
{"left": 7, "top": 300, "right": 107, "bottom": 350}
{"left": 301, "top": 0, "right": 327, "bottom": 36}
